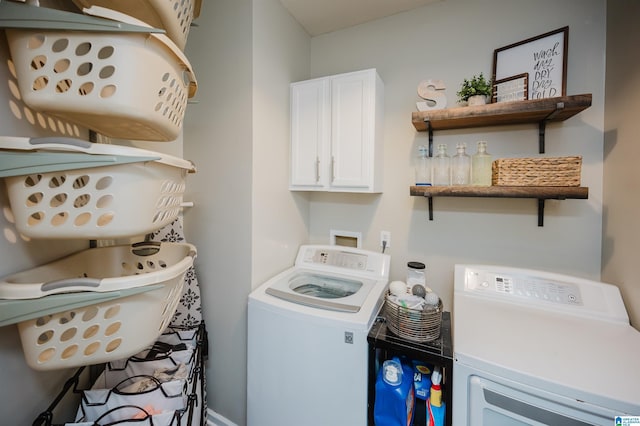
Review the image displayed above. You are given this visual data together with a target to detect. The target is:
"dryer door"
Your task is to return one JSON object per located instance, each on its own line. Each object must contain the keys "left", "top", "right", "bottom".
{"left": 456, "top": 363, "right": 620, "bottom": 426}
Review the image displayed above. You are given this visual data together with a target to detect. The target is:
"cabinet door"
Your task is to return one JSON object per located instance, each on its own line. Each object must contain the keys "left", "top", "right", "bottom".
{"left": 290, "top": 78, "right": 330, "bottom": 189}
{"left": 330, "top": 71, "right": 375, "bottom": 190}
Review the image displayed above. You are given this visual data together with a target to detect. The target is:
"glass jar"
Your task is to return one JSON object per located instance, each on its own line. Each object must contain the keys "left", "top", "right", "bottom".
{"left": 407, "top": 261, "right": 426, "bottom": 289}
{"left": 415, "top": 145, "right": 432, "bottom": 186}
{"left": 432, "top": 144, "right": 450, "bottom": 186}
{"left": 451, "top": 142, "right": 471, "bottom": 185}
{"left": 471, "top": 141, "right": 492, "bottom": 186}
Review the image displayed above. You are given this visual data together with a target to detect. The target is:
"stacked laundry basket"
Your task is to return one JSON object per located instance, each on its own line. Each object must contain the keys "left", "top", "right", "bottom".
{"left": 0, "top": 1, "right": 205, "bottom": 424}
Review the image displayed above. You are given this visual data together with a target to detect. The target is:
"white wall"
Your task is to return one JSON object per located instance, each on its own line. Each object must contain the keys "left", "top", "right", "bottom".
{"left": 307, "top": 0, "right": 606, "bottom": 310}
{"left": 602, "top": 0, "right": 640, "bottom": 328}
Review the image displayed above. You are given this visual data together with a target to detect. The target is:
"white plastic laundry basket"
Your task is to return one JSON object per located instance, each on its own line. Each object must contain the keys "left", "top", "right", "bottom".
{"left": 0, "top": 241, "right": 196, "bottom": 370}
{"left": 5, "top": 24, "right": 197, "bottom": 141}
{"left": 72, "top": 0, "right": 202, "bottom": 50}
{"left": 0, "top": 136, "right": 196, "bottom": 239}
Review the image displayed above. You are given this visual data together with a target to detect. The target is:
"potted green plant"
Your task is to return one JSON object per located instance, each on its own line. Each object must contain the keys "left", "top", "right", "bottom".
{"left": 456, "top": 73, "right": 492, "bottom": 106}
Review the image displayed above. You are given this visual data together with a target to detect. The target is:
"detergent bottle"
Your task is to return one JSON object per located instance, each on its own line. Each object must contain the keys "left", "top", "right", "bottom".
{"left": 374, "top": 357, "right": 415, "bottom": 426}
{"left": 426, "top": 366, "right": 446, "bottom": 426}
{"left": 412, "top": 360, "right": 432, "bottom": 401}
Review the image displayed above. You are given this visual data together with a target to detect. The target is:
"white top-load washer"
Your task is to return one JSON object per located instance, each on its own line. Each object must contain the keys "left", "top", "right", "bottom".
{"left": 453, "top": 264, "right": 640, "bottom": 426}
{"left": 247, "top": 245, "right": 390, "bottom": 426}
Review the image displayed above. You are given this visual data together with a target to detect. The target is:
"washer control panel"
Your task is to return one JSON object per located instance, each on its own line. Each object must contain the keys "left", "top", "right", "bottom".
{"left": 314, "top": 249, "right": 367, "bottom": 270}
{"left": 465, "top": 268, "right": 583, "bottom": 306}
{"left": 295, "top": 245, "right": 390, "bottom": 278}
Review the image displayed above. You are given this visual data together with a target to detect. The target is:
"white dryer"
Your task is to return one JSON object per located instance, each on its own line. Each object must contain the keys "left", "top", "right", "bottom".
{"left": 453, "top": 264, "right": 640, "bottom": 426}
{"left": 247, "top": 245, "right": 390, "bottom": 426}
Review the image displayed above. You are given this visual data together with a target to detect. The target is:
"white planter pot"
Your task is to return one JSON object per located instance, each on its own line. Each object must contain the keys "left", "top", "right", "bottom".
{"left": 467, "top": 95, "right": 487, "bottom": 106}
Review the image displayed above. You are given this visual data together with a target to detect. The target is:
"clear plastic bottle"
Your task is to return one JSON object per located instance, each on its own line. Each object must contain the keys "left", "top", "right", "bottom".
{"left": 451, "top": 142, "right": 471, "bottom": 185}
{"left": 415, "top": 145, "right": 431, "bottom": 186}
{"left": 432, "top": 144, "right": 450, "bottom": 186}
{"left": 471, "top": 141, "right": 492, "bottom": 186}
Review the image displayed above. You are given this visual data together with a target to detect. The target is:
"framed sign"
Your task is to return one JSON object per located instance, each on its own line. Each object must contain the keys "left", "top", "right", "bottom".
{"left": 492, "top": 27, "right": 568, "bottom": 102}
{"left": 492, "top": 73, "right": 528, "bottom": 103}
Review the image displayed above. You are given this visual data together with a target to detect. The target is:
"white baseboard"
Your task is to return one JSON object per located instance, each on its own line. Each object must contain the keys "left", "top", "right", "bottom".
{"left": 206, "top": 408, "right": 238, "bottom": 426}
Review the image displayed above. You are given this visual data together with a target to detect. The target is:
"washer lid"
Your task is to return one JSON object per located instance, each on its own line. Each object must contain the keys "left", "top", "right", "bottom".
{"left": 266, "top": 271, "right": 374, "bottom": 312}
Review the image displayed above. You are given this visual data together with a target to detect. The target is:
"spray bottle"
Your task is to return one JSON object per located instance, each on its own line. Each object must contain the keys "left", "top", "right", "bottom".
{"left": 427, "top": 366, "right": 445, "bottom": 426}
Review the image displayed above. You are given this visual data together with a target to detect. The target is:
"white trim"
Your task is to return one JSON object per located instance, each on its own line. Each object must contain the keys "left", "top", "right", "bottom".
{"left": 206, "top": 408, "right": 238, "bottom": 426}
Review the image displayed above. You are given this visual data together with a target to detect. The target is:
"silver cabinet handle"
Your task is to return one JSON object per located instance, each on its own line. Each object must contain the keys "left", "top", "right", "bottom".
{"left": 331, "top": 156, "right": 335, "bottom": 183}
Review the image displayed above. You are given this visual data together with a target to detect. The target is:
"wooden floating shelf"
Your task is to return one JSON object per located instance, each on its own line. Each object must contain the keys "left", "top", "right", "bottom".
{"left": 408, "top": 94, "right": 593, "bottom": 225}
{"left": 411, "top": 94, "right": 593, "bottom": 132}
{"left": 410, "top": 185, "right": 589, "bottom": 226}
{"left": 412, "top": 94, "right": 592, "bottom": 154}
{"left": 409, "top": 185, "right": 588, "bottom": 199}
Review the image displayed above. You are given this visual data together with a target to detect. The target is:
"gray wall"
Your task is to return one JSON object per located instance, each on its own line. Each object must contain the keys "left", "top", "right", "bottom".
{"left": 182, "top": 1, "right": 254, "bottom": 424}
{"left": 602, "top": 0, "right": 640, "bottom": 327}
{"left": 182, "top": 0, "right": 309, "bottom": 424}
{"left": 307, "top": 0, "right": 606, "bottom": 310}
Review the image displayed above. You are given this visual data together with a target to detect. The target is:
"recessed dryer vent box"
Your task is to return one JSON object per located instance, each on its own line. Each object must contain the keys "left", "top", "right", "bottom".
{"left": 330, "top": 229, "right": 361, "bottom": 248}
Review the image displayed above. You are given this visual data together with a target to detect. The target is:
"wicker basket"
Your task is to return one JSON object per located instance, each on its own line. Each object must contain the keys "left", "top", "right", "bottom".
{"left": 492, "top": 156, "right": 582, "bottom": 186}
{"left": 383, "top": 295, "right": 442, "bottom": 343}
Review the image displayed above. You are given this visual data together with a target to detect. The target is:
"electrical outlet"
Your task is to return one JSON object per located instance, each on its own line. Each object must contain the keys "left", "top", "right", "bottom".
{"left": 380, "top": 231, "right": 391, "bottom": 248}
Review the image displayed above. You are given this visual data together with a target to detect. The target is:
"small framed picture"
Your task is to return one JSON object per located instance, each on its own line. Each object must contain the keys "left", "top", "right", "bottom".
{"left": 492, "top": 26, "right": 568, "bottom": 102}
{"left": 492, "top": 73, "right": 529, "bottom": 103}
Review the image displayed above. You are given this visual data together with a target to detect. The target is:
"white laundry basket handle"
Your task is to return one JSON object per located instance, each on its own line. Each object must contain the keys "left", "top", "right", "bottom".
{"left": 2, "top": 136, "right": 156, "bottom": 157}
{"left": 0, "top": 285, "right": 161, "bottom": 328}
{"left": 41, "top": 277, "right": 102, "bottom": 293}
{"left": 28, "top": 136, "right": 99, "bottom": 151}
{"left": 0, "top": 136, "right": 196, "bottom": 172}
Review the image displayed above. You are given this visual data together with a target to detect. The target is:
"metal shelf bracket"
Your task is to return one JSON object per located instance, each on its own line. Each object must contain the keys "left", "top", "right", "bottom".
{"left": 425, "top": 194, "right": 550, "bottom": 227}
{"left": 537, "top": 199, "right": 545, "bottom": 227}
{"left": 539, "top": 101, "right": 566, "bottom": 154}
{"left": 426, "top": 119, "right": 433, "bottom": 157}
{"left": 538, "top": 121, "right": 546, "bottom": 154}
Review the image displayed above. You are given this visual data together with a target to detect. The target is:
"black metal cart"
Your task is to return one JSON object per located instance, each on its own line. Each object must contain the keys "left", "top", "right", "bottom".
{"left": 367, "top": 311, "right": 453, "bottom": 426}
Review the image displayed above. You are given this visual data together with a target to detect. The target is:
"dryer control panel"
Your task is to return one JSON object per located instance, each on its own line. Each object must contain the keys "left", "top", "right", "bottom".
{"left": 454, "top": 264, "right": 630, "bottom": 323}
{"left": 465, "top": 268, "right": 583, "bottom": 306}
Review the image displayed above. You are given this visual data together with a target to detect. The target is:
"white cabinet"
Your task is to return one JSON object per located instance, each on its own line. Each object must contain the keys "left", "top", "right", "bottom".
{"left": 289, "top": 69, "right": 384, "bottom": 193}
